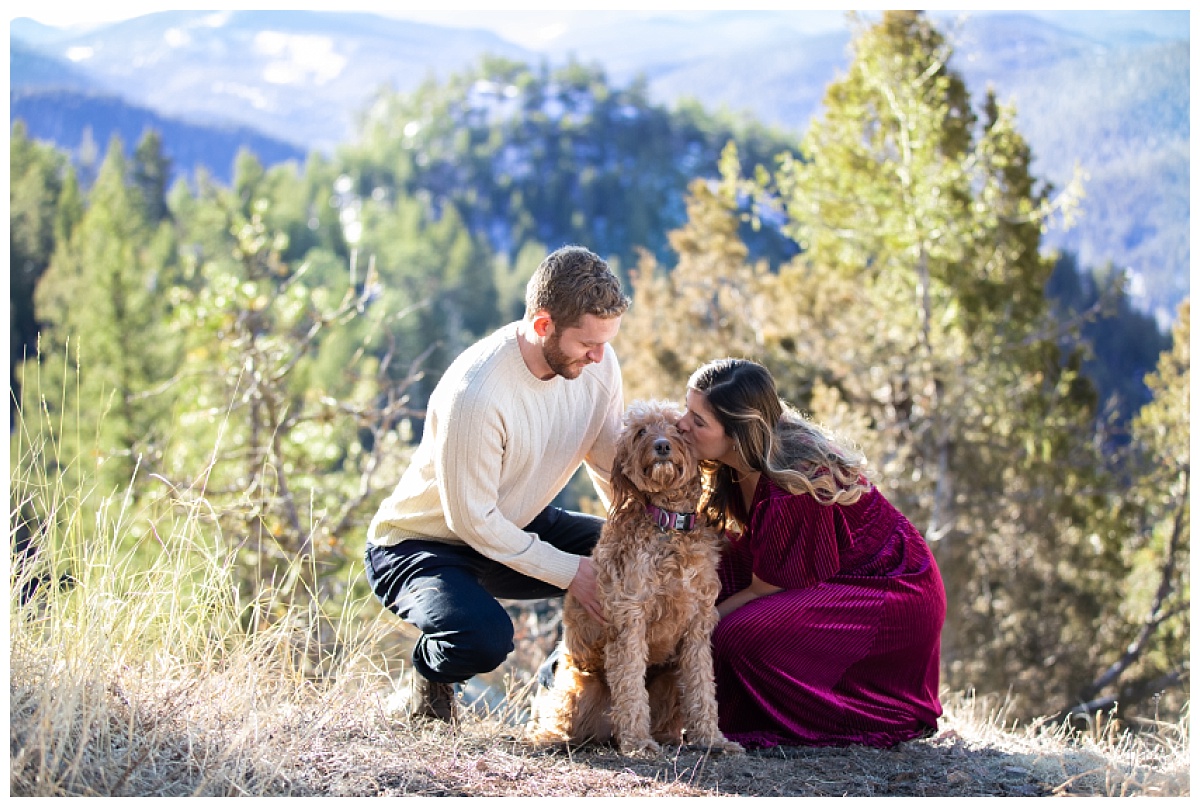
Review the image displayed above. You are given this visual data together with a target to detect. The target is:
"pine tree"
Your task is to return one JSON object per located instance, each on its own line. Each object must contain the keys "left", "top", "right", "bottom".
{"left": 10, "top": 123, "right": 69, "bottom": 423}
{"left": 132, "top": 129, "right": 172, "bottom": 225}
{"left": 352, "top": 182, "right": 495, "bottom": 403}
{"left": 743, "top": 11, "right": 1131, "bottom": 718}
{"left": 617, "top": 145, "right": 772, "bottom": 403}
{"left": 20, "top": 135, "right": 179, "bottom": 497}
{"left": 1063, "top": 300, "right": 1190, "bottom": 721}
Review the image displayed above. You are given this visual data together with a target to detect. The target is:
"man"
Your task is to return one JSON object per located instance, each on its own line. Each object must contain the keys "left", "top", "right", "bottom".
{"left": 365, "top": 245, "right": 629, "bottom": 722}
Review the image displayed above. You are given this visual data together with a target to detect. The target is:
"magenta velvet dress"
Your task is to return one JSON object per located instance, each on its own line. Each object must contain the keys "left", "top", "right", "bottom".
{"left": 713, "top": 475, "right": 946, "bottom": 749}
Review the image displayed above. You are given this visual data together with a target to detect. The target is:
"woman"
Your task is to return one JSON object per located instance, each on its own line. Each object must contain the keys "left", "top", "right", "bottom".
{"left": 678, "top": 358, "right": 945, "bottom": 749}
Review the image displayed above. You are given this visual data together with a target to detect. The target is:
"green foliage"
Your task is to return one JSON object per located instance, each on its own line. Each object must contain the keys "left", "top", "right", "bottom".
{"left": 132, "top": 129, "right": 172, "bottom": 225}
{"left": 617, "top": 147, "right": 775, "bottom": 403}
{"left": 19, "top": 134, "right": 180, "bottom": 500}
{"left": 341, "top": 54, "right": 797, "bottom": 279}
{"left": 10, "top": 121, "right": 71, "bottom": 415}
{"left": 160, "top": 185, "right": 419, "bottom": 616}
{"left": 1134, "top": 301, "right": 1188, "bottom": 474}
{"left": 14, "top": 130, "right": 425, "bottom": 630}
{"left": 1114, "top": 301, "right": 1189, "bottom": 696}
{"left": 352, "top": 180, "right": 496, "bottom": 394}
{"left": 494, "top": 239, "right": 549, "bottom": 324}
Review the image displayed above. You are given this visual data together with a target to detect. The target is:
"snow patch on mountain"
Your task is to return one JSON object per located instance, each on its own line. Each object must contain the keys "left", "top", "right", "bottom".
{"left": 255, "top": 32, "right": 346, "bottom": 86}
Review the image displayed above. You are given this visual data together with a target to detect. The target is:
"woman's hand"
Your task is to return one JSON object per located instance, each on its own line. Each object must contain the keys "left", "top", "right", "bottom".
{"left": 717, "top": 573, "right": 782, "bottom": 619}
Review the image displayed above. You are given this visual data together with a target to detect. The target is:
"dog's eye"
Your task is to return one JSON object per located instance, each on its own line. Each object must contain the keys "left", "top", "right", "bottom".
{"left": 636, "top": 428, "right": 647, "bottom": 438}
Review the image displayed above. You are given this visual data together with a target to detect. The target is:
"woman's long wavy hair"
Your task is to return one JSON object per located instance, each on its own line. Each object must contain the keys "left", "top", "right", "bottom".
{"left": 688, "top": 358, "right": 872, "bottom": 533}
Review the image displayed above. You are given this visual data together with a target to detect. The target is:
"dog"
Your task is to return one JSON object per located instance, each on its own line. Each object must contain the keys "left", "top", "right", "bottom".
{"left": 530, "top": 400, "right": 743, "bottom": 756}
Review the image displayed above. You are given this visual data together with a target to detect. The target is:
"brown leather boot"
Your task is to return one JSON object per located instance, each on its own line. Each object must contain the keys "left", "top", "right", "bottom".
{"left": 412, "top": 675, "right": 458, "bottom": 723}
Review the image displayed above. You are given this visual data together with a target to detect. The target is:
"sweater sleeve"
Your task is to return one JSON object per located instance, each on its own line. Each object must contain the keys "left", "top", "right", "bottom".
{"left": 435, "top": 382, "right": 582, "bottom": 590}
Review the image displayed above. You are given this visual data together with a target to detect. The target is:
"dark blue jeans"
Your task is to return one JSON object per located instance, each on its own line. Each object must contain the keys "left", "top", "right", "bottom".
{"left": 363, "top": 506, "right": 602, "bottom": 684}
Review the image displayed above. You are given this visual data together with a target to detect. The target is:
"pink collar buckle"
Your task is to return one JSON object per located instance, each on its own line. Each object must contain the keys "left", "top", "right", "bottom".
{"left": 646, "top": 504, "right": 696, "bottom": 531}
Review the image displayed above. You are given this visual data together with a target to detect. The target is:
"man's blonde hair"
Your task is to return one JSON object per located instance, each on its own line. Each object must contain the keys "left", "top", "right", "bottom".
{"left": 525, "top": 245, "right": 630, "bottom": 328}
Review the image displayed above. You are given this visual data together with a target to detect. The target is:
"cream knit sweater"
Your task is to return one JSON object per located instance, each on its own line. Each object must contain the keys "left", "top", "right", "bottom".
{"left": 367, "top": 321, "right": 623, "bottom": 589}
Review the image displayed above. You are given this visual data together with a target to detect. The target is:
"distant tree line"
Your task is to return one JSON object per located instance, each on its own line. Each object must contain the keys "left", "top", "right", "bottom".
{"left": 9, "top": 12, "right": 1187, "bottom": 724}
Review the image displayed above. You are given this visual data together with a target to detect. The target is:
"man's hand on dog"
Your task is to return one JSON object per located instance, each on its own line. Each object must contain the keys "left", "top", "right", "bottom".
{"left": 569, "top": 557, "right": 606, "bottom": 624}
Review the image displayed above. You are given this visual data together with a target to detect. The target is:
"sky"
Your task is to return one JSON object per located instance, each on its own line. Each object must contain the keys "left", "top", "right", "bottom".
{"left": 13, "top": 1, "right": 817, "bottom": 26}
{"left": 12, "top": 2, "right": 889, "bottom": 34}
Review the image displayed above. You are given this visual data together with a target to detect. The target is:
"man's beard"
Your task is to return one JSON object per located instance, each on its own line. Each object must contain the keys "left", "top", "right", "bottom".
{"left": 543, "top": 331, "right": 588, "bottom": 380}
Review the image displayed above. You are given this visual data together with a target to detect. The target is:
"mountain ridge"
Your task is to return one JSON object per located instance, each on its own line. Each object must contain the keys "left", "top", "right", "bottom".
{"left": 9, "top": 9, "right": 1188, "bottom": 323}
{"left": 11, "top": 88, "right": 308, "bottom": 186}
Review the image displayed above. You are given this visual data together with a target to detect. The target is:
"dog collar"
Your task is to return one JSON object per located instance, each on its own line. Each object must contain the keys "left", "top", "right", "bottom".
{"left": 646, "top": 505, "right": 697, "bottom": 531}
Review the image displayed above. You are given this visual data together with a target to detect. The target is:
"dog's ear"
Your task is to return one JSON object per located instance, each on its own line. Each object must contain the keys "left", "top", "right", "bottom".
{"left": 608, "top": 441, "right": 637, "bottom": 513}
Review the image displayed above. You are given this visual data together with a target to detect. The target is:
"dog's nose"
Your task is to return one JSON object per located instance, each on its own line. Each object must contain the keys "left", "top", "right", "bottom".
{"left": 653, "top": 438, "right": 672, "bottom": 457}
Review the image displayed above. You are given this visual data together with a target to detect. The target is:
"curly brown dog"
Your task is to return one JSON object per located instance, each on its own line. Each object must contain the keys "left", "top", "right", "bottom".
{"left": 529, "top": 400, "right": 743, "bottom": 756}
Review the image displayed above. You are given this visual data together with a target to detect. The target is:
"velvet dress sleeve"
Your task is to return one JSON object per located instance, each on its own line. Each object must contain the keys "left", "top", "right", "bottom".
{"left": 745, "top": 490, "right": 843, "bottom": 589}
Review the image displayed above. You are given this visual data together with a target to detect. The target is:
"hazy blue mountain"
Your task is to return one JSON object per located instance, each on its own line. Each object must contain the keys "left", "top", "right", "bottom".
{"left": 11, "top": 89, "right": 307, "bottom": 186}
{"left": 11, "top": 40, "right": 109, "bottom": 94}
{"left": 1027, "top": 10, "right": 1190, "bottom": 46}
{"left": 527, "top": 9, "right": 850, "bottom": 81}
{"left": 947, "top": 16, "right": 1189, "bottom": 324}
{"left": 11, "top": 10, "right": 534, "bottom": 152}
{"left": 642, "top": 27, "right": 851, "bottom": 133}
{"left": 9, "top": 9, "right": 1188, "bottom": 323}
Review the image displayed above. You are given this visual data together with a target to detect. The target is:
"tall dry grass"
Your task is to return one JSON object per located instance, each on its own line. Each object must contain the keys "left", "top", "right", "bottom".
{"left": 8, "top": 414, "right": 1190, "bottom": 797}
{"left": 7, "top": 393, "right": 396, "bottom": 795}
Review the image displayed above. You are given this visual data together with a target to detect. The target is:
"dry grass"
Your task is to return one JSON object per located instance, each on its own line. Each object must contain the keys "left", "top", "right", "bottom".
{"left": 8, "top": 434, "right": 1190, "bottom": 797}
{"left": 242, "top": 684, "right": 1192, "bottom": 798}
{"left": 9, "top": 564, "right": 1190, "bottom": 797}
{"left": 10, "top": 660, "right": 1192, "bottom": 797}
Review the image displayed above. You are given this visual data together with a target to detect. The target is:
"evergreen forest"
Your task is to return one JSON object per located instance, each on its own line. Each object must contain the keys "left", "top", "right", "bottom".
{"left": 10, "top": 12, "right": 1188, "bottom": 730}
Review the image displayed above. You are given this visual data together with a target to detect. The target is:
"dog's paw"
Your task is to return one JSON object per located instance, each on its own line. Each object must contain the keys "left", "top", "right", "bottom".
{"left": 688, "top": 736, "right": 745, "bottom": 755}
{"left": 618, "top": 736, "right": 662, "bottom": 756}
{"left": 711, "top": 738, "right": 745, "bottom": 755}
{"left": 525, "top": 726, "right": 568, "bottom": 750}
